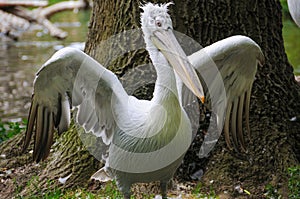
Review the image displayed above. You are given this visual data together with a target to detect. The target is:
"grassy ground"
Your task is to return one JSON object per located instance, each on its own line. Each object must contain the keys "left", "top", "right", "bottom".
{"left": 10, "top": 171, "right": 299, "bottom": 199}
{"left": 0, "top": 120, "right": 26, "bottom": 144}
{"left": 13, "top": 179, "right": 220, "bottom": 199}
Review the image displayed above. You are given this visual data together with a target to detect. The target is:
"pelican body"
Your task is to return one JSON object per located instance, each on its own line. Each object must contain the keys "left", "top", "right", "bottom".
{"left": 23, "top": 2, "right": 264, "bottom": 198}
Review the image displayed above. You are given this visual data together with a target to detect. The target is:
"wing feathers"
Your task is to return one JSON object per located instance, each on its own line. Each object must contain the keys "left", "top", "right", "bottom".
{"left": 85, "top": 111, "right": 98, "bottom": 132}
{"left": 54, "top": 93, "right": 62, "bottom": 128}
{"left": 77, "top": 99, "right": 92, "bottom": 126}
{"left": 224, "top": 102, "right": 233, "bottom": 150}
{"left": 38, "top": 108, "right": 50, "bottom": 161}
{"left": 245, "top": 89, "right": 252, "bottom": 140}
{"left": 231, "top": 97, "right": 239, "bottom": 151}
{"left": 58, "top": 94, "right": 71, "bottom": 135}
{"left": 22, "top": 99, "right": 37, "bottom": 152}
{"left": 43, "top": 112, "right": 54, "bottom": 160}
{"left": 33, "top": 105, "right": 44, "bottom": 161}
{"left": 189, "top": 35, "right": 263, "bottom": 152}
{"left": 237, "top": 93, "right": 246, "bottom": 151}
{"left": 23, "top": 47, "right": 125, "bottom": 162}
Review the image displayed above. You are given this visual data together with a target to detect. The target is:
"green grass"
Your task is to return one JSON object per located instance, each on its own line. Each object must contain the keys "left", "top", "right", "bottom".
{"left": 282, "top": 18, "right": 300, "bottom": 75}
{"left": 263, "top": 166, "right": 300, "bottom": 199}
{"left": 264, "top": 183, "right": 281, "bottom": 199}
{"left": 49, "top": 0, "right": 64, "bottom": 5}
{"left": 192, "top": 182, "right": 218, "bottom": 198}
{"left": 280, "top": 0, "right": 289, "bottom": 15}
{"left": 16, "top": 180, "right": 123, "bottom": 199}
{"left": 288, "top": 166, "right": 300, "bottom": 199}
{"left": 281, "top": 0, "right": 300, "bottom": 75}
{"left": 12, "top": 166, "right": 299, "bottom": 199}
{"left": 16, "top": 179, "right": 222, "bottom": 199}
{"left": 0, "top": 120, "right": 27, "bottom": 143}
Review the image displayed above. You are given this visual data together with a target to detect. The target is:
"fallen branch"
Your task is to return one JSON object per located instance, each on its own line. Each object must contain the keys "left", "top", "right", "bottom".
{"left": 0, "top": 0, "right": 48, "bottom": 7}
{"left": 41, "top": 0, "right": 89, "bottom": 18}
{"left": 6, "top": 6, "right": 68, "bottom": 39}
{"left": 0, "top": 9, "right": 30, "bottom": 40}
{"left": 40, "top": 17, "right": 68, "bottom": 39}
{"left": 0, "top": 0, "right": 90, "bottom": 40}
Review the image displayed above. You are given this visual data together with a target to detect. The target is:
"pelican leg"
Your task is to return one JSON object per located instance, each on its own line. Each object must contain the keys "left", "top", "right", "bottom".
{"left": 123, "top": 192, "right": 131, "bottom": 199}
{"left": 116, "top": 179, "right": 131, "bottom": 199}
{"left": 160, "top": 181, "right": 168, "bottom": 199}
{"left": 120, "top": 187, "right": 131, "bottom": 199}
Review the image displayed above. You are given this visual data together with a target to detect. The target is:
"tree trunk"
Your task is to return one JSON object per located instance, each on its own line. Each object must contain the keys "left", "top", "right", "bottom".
{"left": 1, "top": 0, "right": 299, "bottom": 198}
{"left": 86, "top": 1, "right": 300, "bottom": 196}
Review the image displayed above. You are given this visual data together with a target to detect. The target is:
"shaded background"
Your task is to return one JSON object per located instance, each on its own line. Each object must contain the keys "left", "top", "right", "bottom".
{"left": 0, "top": 1, "right": 298, "bottom": 123}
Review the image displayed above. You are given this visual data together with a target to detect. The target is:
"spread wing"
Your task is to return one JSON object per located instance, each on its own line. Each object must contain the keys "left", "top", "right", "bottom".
{"left": 288, "top": 0, "right": 300, "bottom": 27}
{"left": 188, "top": 35, "right": 264, "bottom": 152}
{"left": 22, "top": 47, "right": 128, "bottom": 162}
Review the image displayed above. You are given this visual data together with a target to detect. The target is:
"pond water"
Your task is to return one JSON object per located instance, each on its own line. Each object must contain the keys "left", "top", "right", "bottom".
{"left": 0, "top": 11, "right": 299, "bottom": 122}
{"left": 0, "top": 10, "right": 90, "bottom": 122}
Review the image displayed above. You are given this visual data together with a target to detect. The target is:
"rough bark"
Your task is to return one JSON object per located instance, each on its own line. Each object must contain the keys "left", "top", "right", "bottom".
{"left": 1, "top": 0, "right": 299, "bottom": 198}
{"left": 169, "top": 1, "right": 300, "bottom": 197}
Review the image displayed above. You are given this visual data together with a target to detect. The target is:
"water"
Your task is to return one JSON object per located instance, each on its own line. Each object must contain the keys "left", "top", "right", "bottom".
{"left": 0, "top": 12, "right": 299, "bottom": 122}
{"left": 0, "top": 10, "right": 90, "bottom": 122}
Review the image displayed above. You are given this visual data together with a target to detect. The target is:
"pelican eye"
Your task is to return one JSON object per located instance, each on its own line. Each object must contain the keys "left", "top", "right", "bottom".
{"left": 156, "top": 21, "right": 162, "bottom": 27}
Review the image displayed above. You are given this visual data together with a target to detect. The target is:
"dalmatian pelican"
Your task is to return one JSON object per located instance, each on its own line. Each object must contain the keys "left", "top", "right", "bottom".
{"left": 22, "top": 2, "right": 264, "bottom": 198}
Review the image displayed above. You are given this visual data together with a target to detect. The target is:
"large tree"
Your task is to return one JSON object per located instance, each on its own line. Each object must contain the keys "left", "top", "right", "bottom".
{"left": 1, "top": 0, "right": 299, "bottom": 198}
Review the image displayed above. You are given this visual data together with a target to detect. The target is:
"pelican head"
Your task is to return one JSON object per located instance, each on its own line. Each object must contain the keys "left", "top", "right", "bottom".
{"left": 141, "top": 2, "right": 173, "bottom": 42}
{"left": 140, "top": 2, "right": 205, "bottom": 103}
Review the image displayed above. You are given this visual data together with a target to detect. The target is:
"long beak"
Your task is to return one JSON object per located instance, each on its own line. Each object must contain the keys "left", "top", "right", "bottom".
{"left": 151, "top": 29, "right": 205, "bottom": 103}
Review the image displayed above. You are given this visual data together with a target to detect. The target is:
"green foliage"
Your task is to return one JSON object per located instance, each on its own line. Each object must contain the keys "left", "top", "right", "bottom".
{"left": 288, "top": 166, "right": 300, "bottom": 199}
{"left": 17, "top": 180, "right": 220, "bottom": 198}
{"left": 17, "top": 179, "right": 123, "bottom": 199}
{"left": 97, "top": 180, "right": 124, "bottom": 199}
{"left": 13, "top": 178, "right": 24, "bottom": 196}
{"left": 263, "top": 166, "right": 300, "bottom": 199}
{"left": 192, "top": 183, "right": 218, "bottom": 198}
{"left": 264, "top": 184, "right": 281, "bottom": 199}
{"left": 0, "top": 120, "right": 26, "bottom": 143}
{"left": 15, "top": 176, "right": 63, "bottom": 199}
{"left": 280, "top": 0, "right": 289, "bottom": 15}
{"left": 49, "top": 0, "right": 64, "bottom": 5}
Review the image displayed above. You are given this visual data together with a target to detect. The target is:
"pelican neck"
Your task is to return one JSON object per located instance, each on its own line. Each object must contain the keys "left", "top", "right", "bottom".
{"left": 147, "top": 47, "right": 180, "bottom": 104}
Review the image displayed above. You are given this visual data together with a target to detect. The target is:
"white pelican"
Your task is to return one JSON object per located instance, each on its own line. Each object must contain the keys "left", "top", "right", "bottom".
{"left": 288, "top": 0, "right": 300, "bottom": 27}
{"left": 22, "top": 2, "right": 264, "bottom": 198}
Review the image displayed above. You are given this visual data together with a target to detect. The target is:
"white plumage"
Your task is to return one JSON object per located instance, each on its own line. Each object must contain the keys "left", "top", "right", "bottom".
{"left": 288, "top": 0, "right": 300, "bottom": 27}
{"left": 23, "top": 2, "right": 264, "bottom": 198}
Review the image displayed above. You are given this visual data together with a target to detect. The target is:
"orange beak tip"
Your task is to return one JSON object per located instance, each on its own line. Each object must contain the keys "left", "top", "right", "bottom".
{"left": 200, "top": 96, "right": 205, "bottom": 104}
